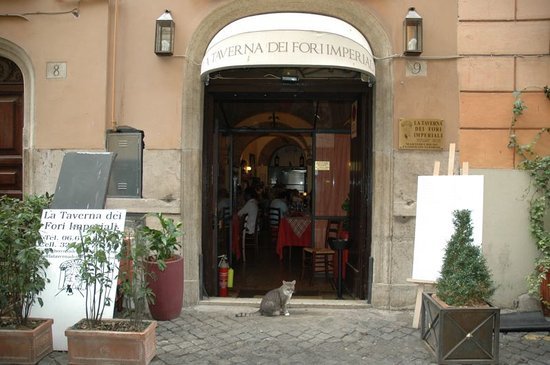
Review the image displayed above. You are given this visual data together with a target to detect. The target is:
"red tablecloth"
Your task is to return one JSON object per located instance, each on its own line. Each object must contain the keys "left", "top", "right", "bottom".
{"left": 276, "top": 216, "right": 312, "bottom": 260}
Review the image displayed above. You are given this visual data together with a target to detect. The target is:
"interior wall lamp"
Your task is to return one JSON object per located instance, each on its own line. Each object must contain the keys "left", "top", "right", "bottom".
{"left": 403, "top": 7, "right": 422, "bottom": 56}
{"left": 155, "top": 10, "right": 175, "bottom": 56}
{"left": 281, "top": 69, "right": 299, "bottom": 83}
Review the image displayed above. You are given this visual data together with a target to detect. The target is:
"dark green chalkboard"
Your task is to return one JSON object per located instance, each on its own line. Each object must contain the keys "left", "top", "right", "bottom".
{"left": 51, "top": 152, "right": 116, "bottom": 209}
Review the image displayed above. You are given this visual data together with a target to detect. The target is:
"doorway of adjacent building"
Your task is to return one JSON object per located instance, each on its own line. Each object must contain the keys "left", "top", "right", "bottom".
{"left": 202, "top": 68, "right": 373, "bottom": 300}
{"left": 0, "top": 57, "right": 24, "bottom": 199}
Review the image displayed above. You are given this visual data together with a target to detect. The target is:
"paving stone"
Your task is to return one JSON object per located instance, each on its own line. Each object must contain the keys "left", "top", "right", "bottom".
{"left": 39, "top": 305, "right": 550, "bottom": 364}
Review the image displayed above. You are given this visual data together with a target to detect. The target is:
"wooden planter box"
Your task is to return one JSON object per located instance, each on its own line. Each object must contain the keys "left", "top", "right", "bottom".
{"left": 421, "top": 293, "right": 500, "bottom": 364}
{"left": 65, "top": 319, "right": 157, "bottom": 365}
{"left": 0, "top": 318, "right": 53, "bottom": 365}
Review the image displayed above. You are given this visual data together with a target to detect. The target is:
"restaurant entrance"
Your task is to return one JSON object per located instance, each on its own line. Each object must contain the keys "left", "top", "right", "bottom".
{"left": 202, "top": 70, "right": 373, "bottom": 300}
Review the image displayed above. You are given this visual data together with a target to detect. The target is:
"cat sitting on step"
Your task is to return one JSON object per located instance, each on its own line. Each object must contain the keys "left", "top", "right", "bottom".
{"left": 236, "top": 280, "right": 296, "bottom": 317}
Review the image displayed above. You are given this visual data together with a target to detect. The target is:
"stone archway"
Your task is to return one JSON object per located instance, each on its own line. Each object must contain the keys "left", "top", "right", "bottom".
{"left": 0, "top": 38, "right": 36, "bottom": 195}
{"left": 180, "top": 0, "right": 394, "bottom": 306}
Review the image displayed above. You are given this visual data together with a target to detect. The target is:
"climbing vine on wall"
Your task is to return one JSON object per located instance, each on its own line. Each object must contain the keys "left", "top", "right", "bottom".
{"left": 507, "top": 87, "right": 550, "bottom": 304}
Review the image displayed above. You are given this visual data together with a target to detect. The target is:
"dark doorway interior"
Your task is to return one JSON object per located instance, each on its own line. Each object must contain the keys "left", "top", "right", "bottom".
{"left": 0, "top": 57, "right": 24, "bottom": 199}
{"left": 202, "top": 69, "right": 373, "bottom": 300}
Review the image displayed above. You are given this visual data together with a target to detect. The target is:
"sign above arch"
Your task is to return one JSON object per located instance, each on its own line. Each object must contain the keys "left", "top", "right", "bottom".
{"left": 201, "top": 13, "right": 375, "bottom": 80}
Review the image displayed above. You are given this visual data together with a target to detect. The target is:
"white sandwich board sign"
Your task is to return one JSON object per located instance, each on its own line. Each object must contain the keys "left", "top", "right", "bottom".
{"left": 31, "top": 209, "right": 126, "bottom": 351}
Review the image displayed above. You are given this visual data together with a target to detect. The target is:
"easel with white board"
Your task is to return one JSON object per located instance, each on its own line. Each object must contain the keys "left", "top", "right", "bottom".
{"left": 408, "top": 143, "right": 482, "bottom": 328}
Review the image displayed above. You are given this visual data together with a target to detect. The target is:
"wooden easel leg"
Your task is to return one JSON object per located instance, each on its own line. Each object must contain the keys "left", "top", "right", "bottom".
{"left": 412, "top": 284, "right": 425, "bottom": 328}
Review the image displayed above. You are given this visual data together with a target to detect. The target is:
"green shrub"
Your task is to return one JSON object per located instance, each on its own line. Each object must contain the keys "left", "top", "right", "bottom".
{"left": 0, "top": 194, "right": 53, "bottom": 326}
{"left": 436, "top": 209, "right": 495, "bottom": 306}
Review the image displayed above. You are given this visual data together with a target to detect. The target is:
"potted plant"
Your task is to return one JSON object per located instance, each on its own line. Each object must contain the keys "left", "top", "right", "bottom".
{"left": 64, "top": 224, "right": 157, "bottom": 365}
{"left": 117, "top": 227, "right": 155, "bottom": 327}
{"left": 0, "top": 194, "right": 54, "bottom": 365}
{"left": 140, "top": 213, "right": 183, "bottom": 320}
{"left": 421, "top": 209, "right": 500, "bottom": 364}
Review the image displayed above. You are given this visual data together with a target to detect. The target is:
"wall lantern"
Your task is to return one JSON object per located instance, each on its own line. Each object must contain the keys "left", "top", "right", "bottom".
{"left": 155, "top": 10, "right": 175, "bottom": 56}
{"left": 403, "top": 7, "right": 422, "bottom": 56}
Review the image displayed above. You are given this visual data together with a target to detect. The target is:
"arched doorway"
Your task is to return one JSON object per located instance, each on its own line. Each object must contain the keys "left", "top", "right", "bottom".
{"left": 180, "top": 0, "right": 394, "bottom": 306}
{"left": 200, "top": 13, "right": 375, "bottom": 299}
{"left": 0, "top": 56, "right": 24, "bottom": 198}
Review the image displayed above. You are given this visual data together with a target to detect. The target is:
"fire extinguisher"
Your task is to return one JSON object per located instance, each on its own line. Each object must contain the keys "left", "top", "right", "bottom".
{"left": 218, "top": 255, "right": 229, "bottom": 297}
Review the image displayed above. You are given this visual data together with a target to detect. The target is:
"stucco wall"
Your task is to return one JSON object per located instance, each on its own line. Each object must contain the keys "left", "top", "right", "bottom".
{"left": 473, "top": 169, "right": 539, "bottom": 308}
{"left": 0, "top": 1, "right": 110, "bottom": 149}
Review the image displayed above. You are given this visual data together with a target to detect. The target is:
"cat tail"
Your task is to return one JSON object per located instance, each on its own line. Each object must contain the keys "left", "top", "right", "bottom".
{"left": 235, "top": 310, "right": 261, "bottom": 317}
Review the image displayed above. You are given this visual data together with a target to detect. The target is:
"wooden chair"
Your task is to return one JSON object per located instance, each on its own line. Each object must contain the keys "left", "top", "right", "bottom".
{"left": 301, "top": 219, "right": 341, "bottom": 284}
{"left": 241, "top": 214, "right": 259, "bottom": 262}
{"left": 268, "top": 207, "right": 281, "bottom": 243}
{"left": 221, "top": 207, "right": 231, "bottom": 226}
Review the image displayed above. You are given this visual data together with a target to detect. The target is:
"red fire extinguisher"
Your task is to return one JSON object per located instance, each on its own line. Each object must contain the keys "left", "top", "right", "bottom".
{"left": 218, "top": 255, "right": 229, "bottom": 297}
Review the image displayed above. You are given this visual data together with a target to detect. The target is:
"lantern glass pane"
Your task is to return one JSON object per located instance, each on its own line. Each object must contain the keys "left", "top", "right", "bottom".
{"left": 156, "top": 25, "right": 173, "bottom": 53}
{"left": 406, "top": 24, "right": 419, "bottom": 51}
{"left": 160, "top": 27, "right": 172, "bottom": 52}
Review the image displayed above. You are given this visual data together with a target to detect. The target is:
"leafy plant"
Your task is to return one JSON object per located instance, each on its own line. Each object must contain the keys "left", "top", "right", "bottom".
{"left": 140, "top": 213, "right": 182, "bottom": 271}
{"left": 68, "top": 225, "right": 123, "bottom": 327}
{"left": 117, "top": 228, "right": 155, "bottom": 328}
{"left": 507, "top": 88, "right": 550, "bottom": 307}
{"left": 0, "top": 194, "right": 53, "bottom": 327}
{"left": 436, "top": 210, "right": 495, "bottom": 306}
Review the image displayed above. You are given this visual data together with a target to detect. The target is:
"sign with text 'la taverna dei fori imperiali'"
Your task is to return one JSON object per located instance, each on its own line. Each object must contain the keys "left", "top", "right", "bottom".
{"left": 398, "top": 119, "right": 444, "bottom": 150}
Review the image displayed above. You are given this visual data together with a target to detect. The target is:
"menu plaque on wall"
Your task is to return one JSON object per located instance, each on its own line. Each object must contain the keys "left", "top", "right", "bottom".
{"left": 399, "top": 119, "right": 444, "bottom": 150}
{"left": 315, "top": 161, "right": 330, "bottom": 171}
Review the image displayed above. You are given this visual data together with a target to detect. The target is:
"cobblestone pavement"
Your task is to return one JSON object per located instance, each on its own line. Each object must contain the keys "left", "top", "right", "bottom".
{"left": 40, "top": 301, "right": 550, "bottom": 364}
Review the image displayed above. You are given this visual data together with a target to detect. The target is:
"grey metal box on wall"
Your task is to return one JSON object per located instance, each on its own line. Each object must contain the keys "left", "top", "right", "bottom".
{"left": 106, "top": 128, "right": 144, "bottom": 198}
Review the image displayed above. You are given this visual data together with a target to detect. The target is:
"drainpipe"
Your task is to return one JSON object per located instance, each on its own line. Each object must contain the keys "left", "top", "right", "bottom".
{"left": 109, "top": 0, "right": 119, "bottom": 131}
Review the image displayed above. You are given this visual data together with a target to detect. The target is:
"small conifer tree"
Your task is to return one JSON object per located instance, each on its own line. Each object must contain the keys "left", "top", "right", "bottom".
{"left": 436, "top": 209, "right": 495, "bottom": 306}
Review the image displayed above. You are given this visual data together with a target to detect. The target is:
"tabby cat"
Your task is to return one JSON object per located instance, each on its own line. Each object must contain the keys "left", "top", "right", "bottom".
{"left": 236, "top": 280, "right": 296, "bottom": 317}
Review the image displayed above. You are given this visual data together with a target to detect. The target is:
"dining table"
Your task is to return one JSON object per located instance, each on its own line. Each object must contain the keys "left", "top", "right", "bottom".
{"left": 276, "top": 214, "right": 312, "bottom": 261}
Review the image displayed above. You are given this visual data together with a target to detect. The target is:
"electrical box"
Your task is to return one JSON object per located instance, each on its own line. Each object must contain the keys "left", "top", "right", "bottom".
{"left": 106, "top": 127, "right": 144, "bottom": 198}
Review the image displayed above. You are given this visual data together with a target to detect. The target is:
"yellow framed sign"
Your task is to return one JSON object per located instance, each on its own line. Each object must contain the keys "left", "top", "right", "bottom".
{"left": 399, "top": 119, "right": 443, "bottom": 150}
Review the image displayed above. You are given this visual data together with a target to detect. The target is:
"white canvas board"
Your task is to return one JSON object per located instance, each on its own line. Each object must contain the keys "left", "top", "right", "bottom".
{"left": 31, "top": 209, "right": 126, "bottom": 351}
{"left": 411, "top": 175, "right": 484, "bottom": 282}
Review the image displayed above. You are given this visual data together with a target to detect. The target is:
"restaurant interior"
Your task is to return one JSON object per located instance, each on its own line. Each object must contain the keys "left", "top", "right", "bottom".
{"left": 212, "top": 93, "right": 354, "bottom": 300}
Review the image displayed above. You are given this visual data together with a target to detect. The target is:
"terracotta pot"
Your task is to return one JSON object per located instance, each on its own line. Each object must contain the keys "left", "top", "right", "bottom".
{"left": 0, "top": 318, "right": 53, "bottom": 365}
{"left": 145, "top": 255, "right": 184, "bottom": 320}
{"left": 65, "top": 319, "right": 156, "bottom": 365}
